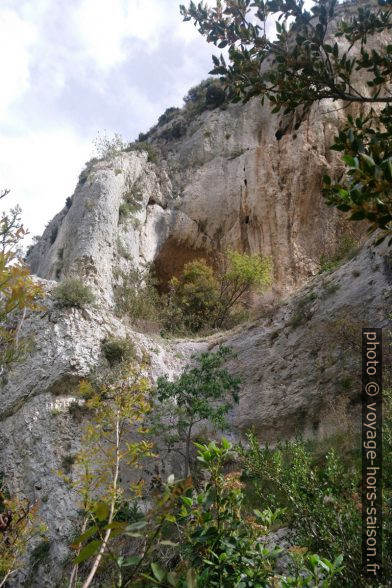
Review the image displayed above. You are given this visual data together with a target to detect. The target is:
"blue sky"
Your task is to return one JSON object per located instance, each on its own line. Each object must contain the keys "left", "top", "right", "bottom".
{"left": 0, "top": 0, "right": 215, "bottom": 238}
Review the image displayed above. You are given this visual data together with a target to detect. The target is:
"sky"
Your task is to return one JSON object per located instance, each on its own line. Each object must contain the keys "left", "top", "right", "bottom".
{"left": 0, "top": 0, "right": 216, "bottom": 239}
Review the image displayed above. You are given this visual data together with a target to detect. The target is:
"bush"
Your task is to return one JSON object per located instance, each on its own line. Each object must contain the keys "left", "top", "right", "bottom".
{"left": 157, "top": 106, "right": 180, "bottom": 126}
{"left": 114, "top": 267, "right": 160, "bottom": 323}
{"left": 53, "top": 278, "right": 95, "bottom": 308}
{"left": 163, "top": 260, "right": 221, "bottom": 334}
{"left": 183, "top": 78, "right": 227, "bottom": 116}
{"left": 125, "top": 141, "right": 158, "bottom": 163}
{"left": 118, "top": 183, "right": 144, "bottom": 224}
{"left": 163, "top": 251, "right": 272, "bottom": 334}
{"left": 102, "top": 336, "right": 135, "bottom": 366}
{"left": 237, "top": 426, "right": 392, "bottom": 586}
{"left": 78, "top": 158, "right": 99, "bottom": 186}
{"left": 93, "top": 132, "right": 127, "bottom": 159}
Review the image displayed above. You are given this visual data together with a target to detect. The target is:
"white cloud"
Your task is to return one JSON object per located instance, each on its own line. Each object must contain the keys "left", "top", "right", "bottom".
{"left": 0, "top": 9, "right": 37, "bottom": 118}
{"left": 0, "top": 128, "right": 91, "bottom": 239}
{"left": 74, "top": 0, "right": 170, "bottom": 69}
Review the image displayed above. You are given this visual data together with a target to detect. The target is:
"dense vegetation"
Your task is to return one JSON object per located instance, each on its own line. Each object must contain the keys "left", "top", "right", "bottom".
{"left": 114, "top": 252, "right": 272, "bottom": 336}
{"left": 59, "top": 340, "right": 392, "bottom": 587}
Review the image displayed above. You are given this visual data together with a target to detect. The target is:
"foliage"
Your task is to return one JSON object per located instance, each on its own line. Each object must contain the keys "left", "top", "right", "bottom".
{"left": 149, "top": 347, "right": 240, "bottom": 477}
{"left": 114, "top": 267, "right": 161, "bottom": 323}
{"left": 53, "top": 277, "right": 95, "bottom": 309}
{"left": 118, "top": 179, "right": 144, "bottom": 223}
{"left": 93, "top": 132, "right": 128, "bottom": 160}
{"left": 175, "top": 439, "right": 344, "bottom": 587}
{"left": 237, "top": 428, "right": 392, "bottom": 586}
{"left": 180, "top": 0, "right": 392, "bottom": 240}
{"left": 164, "top": 259, "right": 221, "bottom": 334}
{"left": 164, "top": 251, "right": 272, "bottom": 334}
{"left": 158, "top": 107, "right": 181, "bottom": 126}
{"left": 322, "top": 109, "right": 392, "bottom": 243}
{"left": 125, "top": 142, "right": 158, "bottom": 164}
{"left": 216, "top": 250, "right": 272, "bottom": 326}
{"left": 0, "top": 191, "right": 43, "bottom": 371}
{"left": 102, "top": 336, "right": 136, "bottom": 367}
{"left": 69, "top": 440, "right": 344, "bottom": 587}
{"left": 92, "top": 133, "right": 158, "bottom": 164}
{"left": 184, "top": 78, "right": 227, "bottom": 114}
{"left": 66, "top": 366, "right": 153, "bottom": 588}
{"left": 0, "top": 478, "right": 46, "bottom": 587}
{"left": 78, "top": 158, "right": 100, "bottom": 186}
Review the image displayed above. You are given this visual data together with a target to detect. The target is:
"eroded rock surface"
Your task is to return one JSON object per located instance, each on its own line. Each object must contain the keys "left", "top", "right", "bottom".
{"left": 3, "top": 5, "right": 391, "bottom": 582}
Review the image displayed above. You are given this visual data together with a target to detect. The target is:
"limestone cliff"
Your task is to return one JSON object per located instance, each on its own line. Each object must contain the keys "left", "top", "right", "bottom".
{"left": 2, "top": 6, "right": 392, "bottom": 583}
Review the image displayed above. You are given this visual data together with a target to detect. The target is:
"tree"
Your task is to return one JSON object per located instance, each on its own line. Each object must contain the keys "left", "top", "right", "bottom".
{"left": 180, "top": 0, "right": 392, "bottom": 243}
{"left": 149, "top": 347, "right": 240, "bottom": 478}
{"left": 216, "top": 249, "right": 272, "bottom": 326}
{"left": 165, "top": 251, "right": 272, "bottom": 333}
{"left": 0, "top": 190, "right": 45, "bottom": 583}
{"left": 166, "top": 259, "right": 221, "bottom": 333}
{"left": 0, "top": 190, "right": 43, "bottom": 371}
{"left": 66, "top": 366, "right": 153, "bottom": 588}
{"left": 0, "top": 480, "right": 45, "bottom": 587}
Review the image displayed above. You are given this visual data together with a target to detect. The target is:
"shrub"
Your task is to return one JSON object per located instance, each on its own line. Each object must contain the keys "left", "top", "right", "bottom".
{"left": 157, "top": 106, "right": 180, "bottom": 126}
{"left": 49, "top": 226, "right": 58, "bottom": 245}
{"left": 102, "top": 336, "right": 135, "bottom": 366}
{"left": 114, "top": 267, "right": 160, "bottom": 322}
{"left": 163, "top": 252, "right": 272, "bottom": 334}
{"left": 125, "top": 141, "right": 158, "bottom": 163}
{"left": 183, "top": 78, "right": 227, "bottom": 116}
{"left": 159, "top": 120, "right": 187, "bottom": 141}
{"left": 163, "top": 259, "right": 220, "bottom": 334}
{"left": 205, "top": 81, "right": 226, "bottom": 107}
{"left": 29, "top": 540, "right": 51, "bottom": 572}
{"left": 118, "top": 183, "right": 144, "bottom": 224}
{"left": 237, "top": 428, "right": 392, "bottom": 586}
{"left": 82, "top": 440, "right": 344, "bottom": 587}
{"left": 93, "top": 132, "right": 127, "bottom": 159}
{"left": 61, "top": 454, "right": 75, "bottom": 474}
{"left": 53, "top": 278, "right": 95, "bottom": 309}
{"left": 149, "top": 347, "right": 240, "bottom": 477}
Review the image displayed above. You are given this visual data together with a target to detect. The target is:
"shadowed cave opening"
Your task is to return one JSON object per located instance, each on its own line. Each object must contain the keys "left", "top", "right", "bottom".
{"left": 153, "top": 237, "right": 216, "bottom": 293}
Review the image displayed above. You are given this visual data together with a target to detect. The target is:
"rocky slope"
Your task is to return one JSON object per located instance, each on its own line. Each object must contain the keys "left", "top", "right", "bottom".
{"left": 2, "top": 3, "right": 392, "bottom": 583}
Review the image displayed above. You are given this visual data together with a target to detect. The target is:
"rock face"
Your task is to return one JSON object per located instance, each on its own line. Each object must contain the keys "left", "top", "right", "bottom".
{"left": 2, "top": 4, "right": 392, "bottom": 584}
{"left": 3, "top": 241, "right": 391, "bottom": 586}
{"left": 28, "top": 96, "right": 366, "bottom": 301}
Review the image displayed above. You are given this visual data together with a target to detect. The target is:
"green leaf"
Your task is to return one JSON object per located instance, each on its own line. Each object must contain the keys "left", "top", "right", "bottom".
{"left": 151, "top": 562, "right": 166, "bottom": 582}
{"left": 71, "top": 525, "right": 98, "bottom": 547}
{"left": 359, "top": 153, "right": 375, "bottom": 168}
{"left": 126, "top": 520, "right": 147, "bottom": 532}
{"left": 343, "top": 155, "right": 357, "bottom": 167}
{"left": 167, "top": 571, "right": 178, "bottom": 586}
{"left": 121, "top": 555, "right": 142, "bottom": 567}
{"left": 75, "top": 540, "right": 101, "bottom": 564}
{"left": 159, "top": 540, "right": 179, "bottom": 547}
{"left": 94, "top": 501, "right": 110, "bottom": 522}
